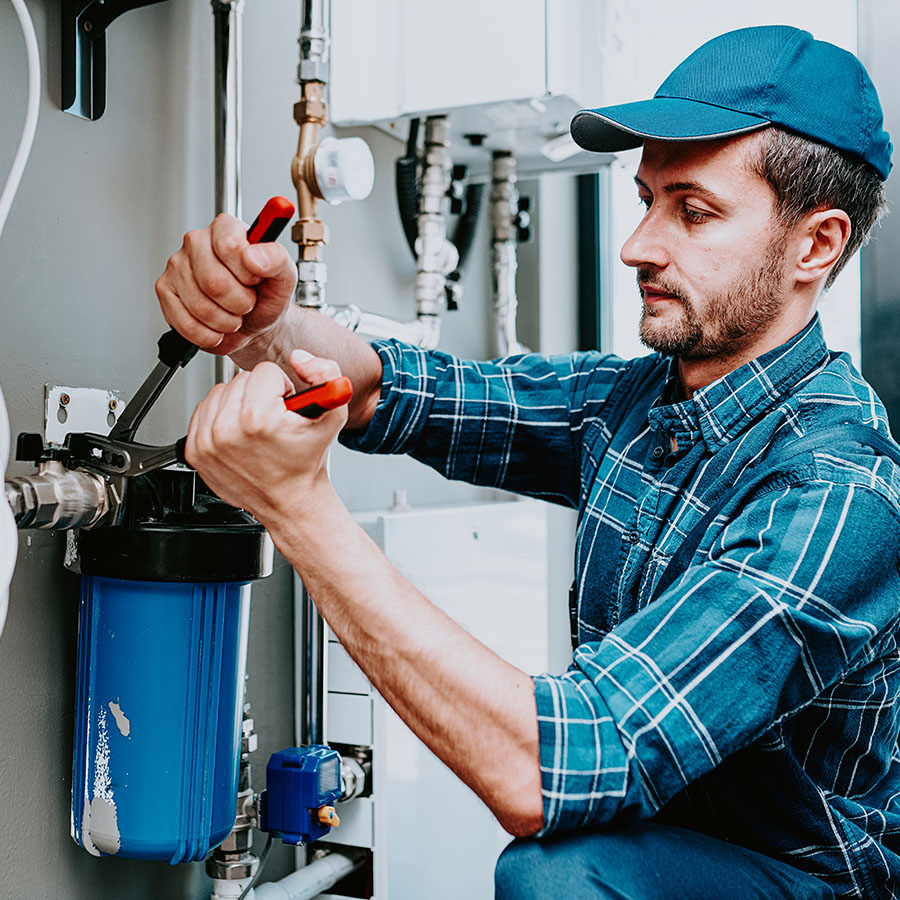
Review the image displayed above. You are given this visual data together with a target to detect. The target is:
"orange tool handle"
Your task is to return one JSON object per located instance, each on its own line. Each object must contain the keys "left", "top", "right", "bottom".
{"left": 284, "top": 376, "right": 354, "bottom": 418}
{"left": 247, "top": 196, "right": 295, "bottom": 244}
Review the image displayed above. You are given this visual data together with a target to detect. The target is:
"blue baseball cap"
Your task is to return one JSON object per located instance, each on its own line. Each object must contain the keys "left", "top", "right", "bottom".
{"left": 571, "top": 25, "right": 892, "bottom": 180}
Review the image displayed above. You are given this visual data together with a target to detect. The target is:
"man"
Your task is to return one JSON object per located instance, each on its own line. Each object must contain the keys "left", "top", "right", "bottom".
{"left": 156, "top": 26, "right": 900, "bottom": 900}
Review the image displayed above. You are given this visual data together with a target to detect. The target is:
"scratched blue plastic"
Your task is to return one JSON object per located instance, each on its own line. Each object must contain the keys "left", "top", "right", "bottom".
{"left": 71, "top": 576, "right": 251, "bottom": 863}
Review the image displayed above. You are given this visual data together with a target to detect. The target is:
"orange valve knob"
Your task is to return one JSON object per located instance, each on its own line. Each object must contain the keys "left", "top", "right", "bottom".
{"left": 317, "top": 805, "right": 340, "bottom": 827}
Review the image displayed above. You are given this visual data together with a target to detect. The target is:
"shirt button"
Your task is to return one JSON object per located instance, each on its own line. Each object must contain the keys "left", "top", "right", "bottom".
{"left": 625, "top": 530, "right": 640, "bottom": 544}
{"left": 651, "top": 446, "right": 664, "bottom": 460}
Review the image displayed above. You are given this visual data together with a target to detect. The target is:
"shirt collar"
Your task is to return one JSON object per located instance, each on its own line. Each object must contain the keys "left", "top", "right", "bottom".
{"left": 648, "top": 315, "right": 829, "bottom": 450}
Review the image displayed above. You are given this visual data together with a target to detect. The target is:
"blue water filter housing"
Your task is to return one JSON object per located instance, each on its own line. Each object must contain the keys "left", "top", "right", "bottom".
{"left": 68, "top": 470, "right": 273, "bottom": 864}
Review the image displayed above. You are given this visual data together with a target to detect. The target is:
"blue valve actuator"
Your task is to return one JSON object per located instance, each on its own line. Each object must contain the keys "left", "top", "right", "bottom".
{"left": 259, "top": 746, "right": 342, "bottom": 845}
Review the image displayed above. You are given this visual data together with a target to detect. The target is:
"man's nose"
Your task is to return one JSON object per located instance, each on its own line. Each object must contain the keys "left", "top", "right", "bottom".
{"left": 620, "top": 214, "right": 669, "bottom": 270}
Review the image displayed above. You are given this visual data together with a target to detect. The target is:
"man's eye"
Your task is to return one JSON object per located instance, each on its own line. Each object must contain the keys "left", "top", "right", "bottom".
{"left": 638, "top": 196, "right": 652, "bottom": 211}
{"left": 683, "top": 207, "right": 711, "bottom": 223}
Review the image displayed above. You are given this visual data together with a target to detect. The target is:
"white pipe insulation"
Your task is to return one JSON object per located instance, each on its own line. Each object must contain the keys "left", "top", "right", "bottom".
{"left": 0, "top": 0, "right": 42, "bottom": 641}
{"left": 252, "top": 852, "right": 363, "bottom": 900}
{"left": 348, "top": 115, "right": 456, "bottom": 351}
{"left": 490, "top": 151, "right": 527, "bottom": 357}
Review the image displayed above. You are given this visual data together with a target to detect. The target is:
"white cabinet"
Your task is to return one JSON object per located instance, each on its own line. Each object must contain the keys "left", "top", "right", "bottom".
{"left": 315, "top": 499, "right": 551, "bottom": 899}
{"left": 329, "top": 0, "right": 625, "bottom": 176}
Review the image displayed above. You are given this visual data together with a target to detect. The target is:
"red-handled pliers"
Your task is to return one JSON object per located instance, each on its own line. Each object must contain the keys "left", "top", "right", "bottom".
{"left": 70, "top": 198, "right": 352, "bottom": 479}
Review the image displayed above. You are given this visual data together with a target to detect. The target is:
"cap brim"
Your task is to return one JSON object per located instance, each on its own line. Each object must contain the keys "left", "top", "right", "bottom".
{"left": 571, "top": 97, "right": 770, "bottom": 152}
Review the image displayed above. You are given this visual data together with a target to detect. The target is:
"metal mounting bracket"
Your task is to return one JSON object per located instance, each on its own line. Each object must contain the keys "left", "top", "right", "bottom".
{"left": 62, "top": 0, "right": 170, "bottom": 121}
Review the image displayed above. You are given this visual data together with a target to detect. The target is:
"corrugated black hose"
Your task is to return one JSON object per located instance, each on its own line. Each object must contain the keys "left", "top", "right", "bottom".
{"left": 451, "top": 181, "right": 486, "bottom": 275}
{"left": 395, "top": 118, "right": 420, "bottom": 258}
{"left": 443, "top": 182, "right": 487, "bottom": 309}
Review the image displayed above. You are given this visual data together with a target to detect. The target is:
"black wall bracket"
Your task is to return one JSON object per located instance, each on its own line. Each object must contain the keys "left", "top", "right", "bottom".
{"left": 62, "top": 0, "right": 169, "bottom": 121}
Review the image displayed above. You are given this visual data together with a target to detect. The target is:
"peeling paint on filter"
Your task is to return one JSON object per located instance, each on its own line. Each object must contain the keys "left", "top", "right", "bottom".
{"left": 81, "top": 788, "right": 100, "bottom": 856}
{"left": 83, "top": 708, "right": 121, "bottom": 855}
{"left": 64, "top": 531, "right": 78, "bottom": 568}
{"left": 108, "top": 699, "right": 131, "bottom": 737}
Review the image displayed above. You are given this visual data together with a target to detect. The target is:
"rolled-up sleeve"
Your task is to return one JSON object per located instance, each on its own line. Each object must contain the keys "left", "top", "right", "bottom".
{"left": 532, "top": 478, "right": 900, "bottom": 836}
{"left": 341, "top": 340, "right": 628, "bottom": 506}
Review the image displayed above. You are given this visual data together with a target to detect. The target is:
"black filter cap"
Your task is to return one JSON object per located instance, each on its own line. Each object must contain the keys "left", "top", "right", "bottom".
{"left": 70, "top": 469, "right": 273, "bottom": 583}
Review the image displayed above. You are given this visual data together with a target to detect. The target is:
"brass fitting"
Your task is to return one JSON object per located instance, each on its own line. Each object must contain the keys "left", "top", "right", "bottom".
{"left": 293, "top": 221, "right": 330, "bottom": 263}
{"left": 293, "top": 97, "right": 327, "bottom": 127}
{"left": 291, "top": 80, "right": 329, "bottom": 262}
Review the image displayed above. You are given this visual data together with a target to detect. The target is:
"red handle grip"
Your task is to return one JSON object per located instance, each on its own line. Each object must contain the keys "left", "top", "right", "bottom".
{"left": 247, "top": 196, "right": 296, "bottom": 244}
{"left": 284, "top": 377, "right": 354, "bottom": 418}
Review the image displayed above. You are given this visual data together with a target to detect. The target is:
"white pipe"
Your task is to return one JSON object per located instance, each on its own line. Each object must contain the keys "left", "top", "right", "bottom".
{"left": 212, "top": 876, "right": 254, "bottom": 899}
{"left": 492, "top": 241, "right": 524, "bottom": 357}
{"left": 298, "top": 0, "right": 330, "bottom": 81}
{"left": 414, "top": 116, "right": 457, "bottom": 320}
{"left": 0, "top": 0, "right": 42, "bottom": 642}
{"left": 490, "top": 151, "right": 527, "bottom": 357}
{"left": 0, "top": 0, "right": 40, "bottom": 237}
{"left": 355, "top": 310, "right": 441, "bottom": 350}
{"left": 252, "top": 852, "right": 362, "bottom": 900}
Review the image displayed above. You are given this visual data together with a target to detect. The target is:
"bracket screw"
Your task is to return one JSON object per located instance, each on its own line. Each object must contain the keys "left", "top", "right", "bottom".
{"left": 59, "top": 394, "right": 71, "bottom": 406}
{"left": 83, "top": 20, "right": 93, "bottom": 32}
{"left": 108, "top": 399, "right": 118, "bottom": 411}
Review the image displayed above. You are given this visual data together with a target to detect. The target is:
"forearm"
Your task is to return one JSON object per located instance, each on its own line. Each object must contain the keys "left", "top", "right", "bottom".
{"left": 263, "top": 483, "right": 544, "bottom": 837}
{"left": 231, "top": 306, "right": 382, "bottom": 429}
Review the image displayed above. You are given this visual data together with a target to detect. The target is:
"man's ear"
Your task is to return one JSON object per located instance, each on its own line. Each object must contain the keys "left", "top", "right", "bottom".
{"left": 793, "top": 209, "right": 852, "bottom": 284}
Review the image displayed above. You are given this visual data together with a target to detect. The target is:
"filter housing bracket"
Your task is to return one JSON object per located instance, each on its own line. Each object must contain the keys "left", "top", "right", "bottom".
{"left": 62, "top": 0, "right": 170, "bottom": 120}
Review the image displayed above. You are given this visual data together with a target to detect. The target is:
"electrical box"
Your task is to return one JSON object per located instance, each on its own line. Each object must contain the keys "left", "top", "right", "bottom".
{"left": 330, "top": 0, "right": 630, "bottom": 176}
{"left": 311, "top": 499, "right": 551, "bottom": 899}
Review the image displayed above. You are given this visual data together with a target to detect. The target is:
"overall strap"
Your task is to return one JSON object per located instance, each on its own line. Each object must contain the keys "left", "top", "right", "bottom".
{"left": 650, "top": 424, "right": 900, "bottom": 605}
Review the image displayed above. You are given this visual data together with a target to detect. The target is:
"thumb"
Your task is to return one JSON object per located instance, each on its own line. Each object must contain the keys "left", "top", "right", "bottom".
{"left": 241, "top": 243, "right": 297, "bottom": 316}
{"left": 244, "top": 242, "right": 295, "bottom": 282}
{"left": 289, "top": 349, "right": 343, "bottom": 386}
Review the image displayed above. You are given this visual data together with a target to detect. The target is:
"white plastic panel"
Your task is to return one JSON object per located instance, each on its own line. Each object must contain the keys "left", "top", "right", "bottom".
{"left": 320, "top": 796, "right": 374, "bottom": 849}
{"left": 329, "top": 1, "right": 620, "bottom": 177}
{"left": 545, "top": 0, "right": 606, "bottom": 103}
{"left": 326, "top": 692, "right": 373, "bottom": 746}
{"left": 327, "top": 640, "right": 371, "bottom": 696}
{"left": 380, "top": 502, "right": 550, "bottom": 673}
{"left": 328, "top": 500, "right": 550, "bottom": 900}
{"left": 330, "top": 0, "right": 545, "bottom": 123}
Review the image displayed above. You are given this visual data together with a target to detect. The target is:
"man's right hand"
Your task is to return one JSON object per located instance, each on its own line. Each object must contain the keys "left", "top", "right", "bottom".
{"left": 155, "top": 214, "right": 297, "bottom": 356}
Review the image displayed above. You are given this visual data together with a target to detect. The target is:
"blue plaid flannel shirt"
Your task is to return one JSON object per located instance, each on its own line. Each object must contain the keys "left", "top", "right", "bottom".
{"left": 342, "top": 315, "right": 900, "bottom": 899}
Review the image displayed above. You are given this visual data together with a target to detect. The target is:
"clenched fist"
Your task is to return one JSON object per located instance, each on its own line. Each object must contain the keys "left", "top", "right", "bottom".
{"left": 155, "top": 213, "right": 297, "bottom": 356}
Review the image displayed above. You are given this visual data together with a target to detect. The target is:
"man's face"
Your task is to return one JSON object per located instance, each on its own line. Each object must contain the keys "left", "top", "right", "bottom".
{"left": 621, "top": 134, "right": 790, "bottom": 360}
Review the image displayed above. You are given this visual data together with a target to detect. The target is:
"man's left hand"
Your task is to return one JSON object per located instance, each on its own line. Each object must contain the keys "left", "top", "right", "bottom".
{"left": 185, "top": 350, "right": 347, "bottom": 524}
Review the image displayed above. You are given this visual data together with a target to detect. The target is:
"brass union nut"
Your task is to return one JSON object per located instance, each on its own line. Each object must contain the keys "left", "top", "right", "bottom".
{"left": 294, "top": 98, "right": 327, "bottom": 125}
{"left": 292, "top": 219, "right": 329, "bottom": 245}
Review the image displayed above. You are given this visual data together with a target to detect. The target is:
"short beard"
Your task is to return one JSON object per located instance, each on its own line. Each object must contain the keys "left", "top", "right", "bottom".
{"left": 637, "top": 237, "right": 788, "bottom": 360}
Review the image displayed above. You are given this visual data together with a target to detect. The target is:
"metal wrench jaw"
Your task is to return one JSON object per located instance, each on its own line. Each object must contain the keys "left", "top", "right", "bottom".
{"left": 69, "top": 434, "right": 186, "bottom": 528}
{"left": 66, "top": 433, "right": 183, "bottom": 478}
